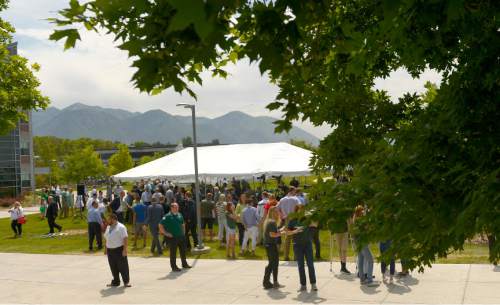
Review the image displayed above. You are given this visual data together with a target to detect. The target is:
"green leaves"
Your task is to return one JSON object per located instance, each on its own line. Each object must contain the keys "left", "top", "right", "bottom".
{"left": 49, "top": 0, "right": 500, "bottom": 266}
{"left": 167, "top": 0, "right": 213, "bottom": 40}
{"left": 49, "top": 29, "right": 81, "bottom": 50}
{"left": 0, "top": 4, "right": 49, "bottom": 135}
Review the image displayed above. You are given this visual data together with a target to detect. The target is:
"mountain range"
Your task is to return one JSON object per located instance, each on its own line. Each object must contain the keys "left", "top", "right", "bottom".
{"left": 32, "top": 103, "right": 319, "bottom": 145}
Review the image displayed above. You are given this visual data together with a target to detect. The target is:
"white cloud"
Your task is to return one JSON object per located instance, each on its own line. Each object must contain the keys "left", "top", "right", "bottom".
{"left": 2, "top": 0, "right": 442, "bottom": 140}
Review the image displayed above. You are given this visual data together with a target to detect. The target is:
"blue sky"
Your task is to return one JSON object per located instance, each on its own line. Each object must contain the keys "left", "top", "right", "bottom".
{"left": 2, "top": 0, "right": 441, "bottom": 139}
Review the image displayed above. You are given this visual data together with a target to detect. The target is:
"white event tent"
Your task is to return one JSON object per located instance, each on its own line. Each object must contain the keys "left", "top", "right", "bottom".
{"left": 112, "top": 142, "right": 313, "bottom": 182}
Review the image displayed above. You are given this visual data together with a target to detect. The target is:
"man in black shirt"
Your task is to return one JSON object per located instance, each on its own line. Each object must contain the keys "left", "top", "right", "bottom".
{"left": 46, "top": 196, "right": 62, "bottom": 234}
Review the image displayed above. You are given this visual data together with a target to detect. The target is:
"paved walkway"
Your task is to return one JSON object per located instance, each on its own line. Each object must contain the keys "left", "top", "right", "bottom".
{"left": 0, "top": 206, "right": 39, "bottom": 219}
{"left": 0, "top": 253, "right": 498, "bottom": 304}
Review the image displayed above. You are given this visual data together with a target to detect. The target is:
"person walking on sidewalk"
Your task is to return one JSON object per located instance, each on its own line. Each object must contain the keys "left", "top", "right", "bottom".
{"left": 159, "top": 202, "right": 191, "bottom": 272}
{"left": 103, "top": 213, "right": 131, "bottom": 287}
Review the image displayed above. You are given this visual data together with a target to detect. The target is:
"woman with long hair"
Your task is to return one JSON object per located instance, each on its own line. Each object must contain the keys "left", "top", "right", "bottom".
{"left": 262, "top": 205, "right": 285, "bottom": 289}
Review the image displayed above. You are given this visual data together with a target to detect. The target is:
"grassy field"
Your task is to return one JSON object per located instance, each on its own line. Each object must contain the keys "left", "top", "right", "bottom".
{"left": 0, "top": 212, "right": 490, "bottom": 264}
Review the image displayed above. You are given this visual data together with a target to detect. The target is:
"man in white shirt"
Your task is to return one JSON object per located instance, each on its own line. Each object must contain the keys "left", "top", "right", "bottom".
{"left": 103, "top": 213, "right": 131, "bottom": 287}
{"left": 277, "top": 187, "right": 301, "bottom": 260}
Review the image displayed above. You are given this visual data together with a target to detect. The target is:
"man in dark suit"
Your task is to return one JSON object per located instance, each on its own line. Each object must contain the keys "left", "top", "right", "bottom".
{"left": 46, "top": 196, "right": 62, "bottom": 234}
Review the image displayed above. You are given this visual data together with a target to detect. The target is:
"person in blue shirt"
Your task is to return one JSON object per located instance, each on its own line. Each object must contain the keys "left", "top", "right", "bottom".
{"left": 87, "top": 200, "right": 103, "bottom": 251}
{"left": 132, "top": 195, "right": 147, "bottom": 248}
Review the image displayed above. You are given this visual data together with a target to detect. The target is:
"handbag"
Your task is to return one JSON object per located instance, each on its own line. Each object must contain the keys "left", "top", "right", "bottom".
{"left": 17, "top": 216, "right": 26, "bottom": 224}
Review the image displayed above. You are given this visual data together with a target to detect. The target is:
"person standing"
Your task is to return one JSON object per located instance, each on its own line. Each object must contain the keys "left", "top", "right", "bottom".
{"left": 277, "top": 187, "right": 301, "bottom": 260}
{"left": 263, "top": 206, "right": 285, "bottom": 289}
{"left": 332, "top": 217, "right": 352, "bottom": 273}
{"left": 379, "top": 240, "right": 396, "bottom": 282}
{"left": 257, "top": 192, "right": 269, "bottom": 244}
{"left": 87, "top": 200, "right": 103, "bottom": 251}
{"left": 287, "top": 205, "right": 318, "bottom": 292}
{"left": 60, "top": 187, "right": 70, "bottom": 218}
{"left": 309, "top": 221, "right": 321, "bottom": 260}
{"left": 200, "top": 193, "right": 215, "bottom": 242}
{"left": 8, "top": 201, "right": 24, "bottom": 238}
{"left": 182, "top": 191, "right": 198, "bottom": 250}
{"left": 145, "top": 197, "right": 164, "bottom": 255}
{"left": 67, "top": 187, "right": 75, "bottom": 217}
{"left": 103, "top": 213, "right": 131, "bottom": 287}
{"left": 225, "top": 202, "right": 238, "bottom": 258}
{"left": 352, "top": 205, "right": 378, "bottom": 286}
{"left": 215, "top": 194, "right": 227, "bottom": 246}
{"left": 46, "top": 196, "right": 62, "bottom": 234}
{"left": 235, "top": 194, "right": 246, "bottom": 247}
{"left": 159, "top": 203, "right": 191, "bottom": 272}
{"left": 241, "top": 197, "right": 259, "bottom": 255}
{"left": 132, "top": 195, "right": 147, "bottom": 248}
{"left": 141, "top": 185, "right": 152, "bottom": 206}
{"left": 165, "top": 185, "right": 174, "bottom": 205}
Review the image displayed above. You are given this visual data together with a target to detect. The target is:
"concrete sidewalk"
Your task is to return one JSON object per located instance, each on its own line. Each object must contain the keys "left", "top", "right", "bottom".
{"left": 0, "top": 253, "right": 498, "bottom": 304}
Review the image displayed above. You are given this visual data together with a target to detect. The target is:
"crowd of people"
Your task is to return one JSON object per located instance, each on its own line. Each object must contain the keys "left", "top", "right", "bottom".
{"left": 23, "top": 177, "right": 414, "bottom": 291}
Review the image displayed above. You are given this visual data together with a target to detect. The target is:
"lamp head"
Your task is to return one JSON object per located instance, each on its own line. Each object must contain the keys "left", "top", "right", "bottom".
{"left": 176, "top": 103, "right": 194, "bottom": 109}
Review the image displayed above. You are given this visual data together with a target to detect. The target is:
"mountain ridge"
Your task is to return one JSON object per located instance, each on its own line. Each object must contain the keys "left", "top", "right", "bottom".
{"left": 33, "top": 103, "right": 319, "bottom": 146}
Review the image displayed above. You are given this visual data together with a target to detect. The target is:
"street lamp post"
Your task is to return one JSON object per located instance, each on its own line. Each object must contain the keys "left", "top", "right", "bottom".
{"left": 176, "top": 103, "right": 210, "bottom": 254}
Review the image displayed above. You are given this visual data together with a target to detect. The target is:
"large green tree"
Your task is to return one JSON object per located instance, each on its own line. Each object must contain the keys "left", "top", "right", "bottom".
{"left": 51, "top": 0, "right": 499, "bottom": 267}
{"left": 63, "top": 145, "right": 106, "bottom": 183}
{"left": 108, "top": 144, "right": 134, "bottom": 175}
{"left": 0, "top": 0, "right": 48, "bottom": 134}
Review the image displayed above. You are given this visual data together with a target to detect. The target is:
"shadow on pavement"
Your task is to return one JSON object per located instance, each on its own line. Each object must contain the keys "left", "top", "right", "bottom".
{"left": 396, "top": 275, "right": 419, "bottom": 286}
{"left": 360, "top": 283, "right": 382, "bottom": 295}
{"left": 157, "top": 270, "right": 187, "bottom": 280}
{"left": 297, "top": 291, "right": 327, "bottom": 304}
{"left": 386, "top": 281, "right": 412, "bottom": 295}
{"left": 493, "top": 265, "right": 499, "bottom": 272}
{"left": 266, "top": 288, "right": 290, "bottom": 300}
{"left": 100, "top": 286, "right": 126, "bottom": 297}
{"left": 334, "top": 273, "right": 356, "bottom": 282}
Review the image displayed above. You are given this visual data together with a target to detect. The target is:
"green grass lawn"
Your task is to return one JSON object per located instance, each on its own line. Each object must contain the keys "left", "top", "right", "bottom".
{"left": 0, "top": 212, "right": 490, "bottom": 264}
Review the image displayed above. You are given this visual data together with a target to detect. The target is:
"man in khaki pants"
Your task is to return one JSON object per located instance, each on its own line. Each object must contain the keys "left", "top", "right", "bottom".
{"left": 333, "top": 218, "right": 351, "bottom": 274}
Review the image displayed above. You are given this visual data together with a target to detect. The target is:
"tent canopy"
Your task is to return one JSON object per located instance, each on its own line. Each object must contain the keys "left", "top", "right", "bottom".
{"left": 113, "top": 142, "right": 313, "bottom": 182}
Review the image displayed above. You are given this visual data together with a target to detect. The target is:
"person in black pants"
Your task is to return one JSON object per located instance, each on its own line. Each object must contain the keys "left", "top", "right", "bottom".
{"left": 309, "top": 222, "right": 321, "bottom": 259}
{"left": 46, "top": 196, "right": 62, "bottom": 234}
{"left": 103, "top": 213, "right": 131, "bottom": 287}
{"left": 159, "top": 203, "right": 191, "bottom": 272}
{"left": 87, "top": 201, "right": 103, "bottom": 251}
{"left": 263, "top": 206, "right": 285, "bottom": 289}
{"left": 181, "top": 192, "right": 198, "bottom": 250}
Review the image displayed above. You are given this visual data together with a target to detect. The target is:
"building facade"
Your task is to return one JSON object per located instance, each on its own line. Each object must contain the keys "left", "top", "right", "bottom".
{"left": 0, "top": 42, "right": 34, "bottom": 198}
{"left": 0, "top": 113, "right": 33, "bottom": 197}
